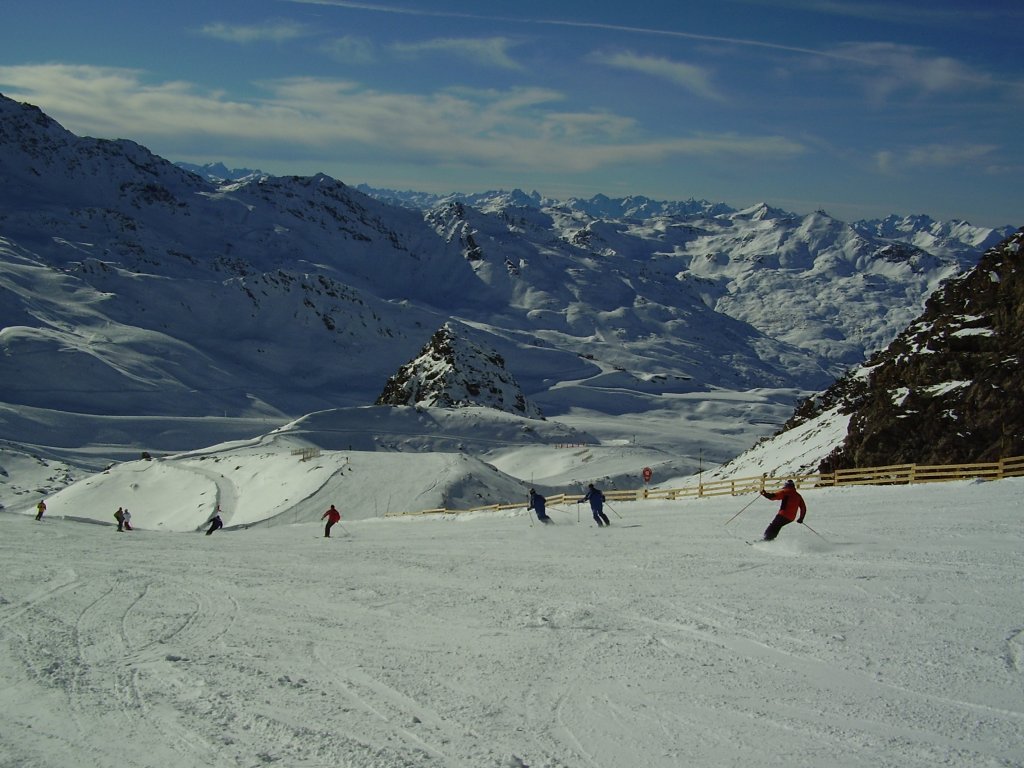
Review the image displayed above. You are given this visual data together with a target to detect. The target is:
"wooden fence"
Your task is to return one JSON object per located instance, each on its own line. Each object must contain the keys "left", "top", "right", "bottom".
{"left": 385, "top": 454, "right": 1024, "bottom": 517}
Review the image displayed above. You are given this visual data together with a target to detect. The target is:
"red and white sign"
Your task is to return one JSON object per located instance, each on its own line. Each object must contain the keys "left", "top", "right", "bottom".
{"left": 642, "top": 467, "right": 653, "bottom": 483}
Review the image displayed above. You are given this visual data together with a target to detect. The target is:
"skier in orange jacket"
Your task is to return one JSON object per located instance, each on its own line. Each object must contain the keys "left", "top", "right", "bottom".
{"left": 760, "top": 480, "right": 806, "bottom": 541}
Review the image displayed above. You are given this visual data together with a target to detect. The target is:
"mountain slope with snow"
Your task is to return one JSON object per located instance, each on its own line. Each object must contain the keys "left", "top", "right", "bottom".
{"left": 0, "top": 92, "right": 1017, "bottom": 508}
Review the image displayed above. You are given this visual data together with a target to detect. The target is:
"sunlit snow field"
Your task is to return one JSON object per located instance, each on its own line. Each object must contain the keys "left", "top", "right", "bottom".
{"left": 3, "top": 474, "right": 1022, "bottom": 768}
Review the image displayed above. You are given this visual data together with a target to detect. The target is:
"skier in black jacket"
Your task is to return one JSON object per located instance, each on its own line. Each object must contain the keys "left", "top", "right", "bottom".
{"left": 528, "top": 489, "right": 551, "bottom": 523}
{"left": 583, "top": 484, "right": 610, "bottom": 527}
{"left": 205, "top": 505, "right": 223, "bottom": 535}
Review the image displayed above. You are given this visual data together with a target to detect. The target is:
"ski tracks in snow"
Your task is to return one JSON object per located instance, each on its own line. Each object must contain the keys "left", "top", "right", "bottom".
{"left": 311, "top": 642, "right": 465, "bottom": 764}
{"left": 0, "top": 566, "right": 79, "bottom": 630}
{"left": 629, "top": 598, "right": 1024, "bottom": 767}
{"left": 306, "top": 628, "right": 561, "bottom": 767}
{"left": 1004, "top": 626, "right": 1024, "bottom": 675}
{"left": 172, "top": 459, "right": 239, "bottom": 527}
{"left": 1, "top": 568, "right": 240, "bottom": 767}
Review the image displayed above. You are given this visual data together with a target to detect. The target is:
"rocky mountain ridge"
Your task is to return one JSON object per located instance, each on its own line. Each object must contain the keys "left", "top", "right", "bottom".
{"left": 772, "top": 228, "right": 1024, "bottom": 468}
{"left": 376, "top": 322, "right": 543, "bottom": 419}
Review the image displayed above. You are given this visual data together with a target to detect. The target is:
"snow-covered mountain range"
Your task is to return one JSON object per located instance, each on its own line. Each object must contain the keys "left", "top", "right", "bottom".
{"left": 0, "top": 92, "right": 1017, "bottom": 516}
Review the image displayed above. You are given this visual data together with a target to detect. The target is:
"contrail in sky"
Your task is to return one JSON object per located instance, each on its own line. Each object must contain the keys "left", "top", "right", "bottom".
{"left": 286, "top": 0, "right": 870, "bottom": 64}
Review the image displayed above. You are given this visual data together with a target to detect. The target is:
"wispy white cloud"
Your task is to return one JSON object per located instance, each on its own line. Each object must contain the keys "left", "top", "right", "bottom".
{"left": 0, "top": 64, "right": 804, "bottom": 173}
{"left": 875, "top": 143, "right": 998, "bottom": 173}
{"left": 0, "top": 64, "right": 310, "bottom": 141}
{"left": 321, "top": 35, "right": 377, "bottom": 65}
{"left": 391, "top": 37, "right": 524, "bottom": 71}
{"left": 591, "top": 51, "right": 725, "bottom": 102}
{"left": 836, "top": 43, "right": 996, "bottom": 101}
{"left": 198, "top": 20, "right": 309, "bottom": 44}
{"left": 286, "top": 0, "right": 1024, "bottom": 108}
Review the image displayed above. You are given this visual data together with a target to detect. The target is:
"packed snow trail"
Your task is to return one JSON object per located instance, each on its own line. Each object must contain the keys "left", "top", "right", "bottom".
{"left": 2, "top": 479, "right": 1023, "bottom": 768}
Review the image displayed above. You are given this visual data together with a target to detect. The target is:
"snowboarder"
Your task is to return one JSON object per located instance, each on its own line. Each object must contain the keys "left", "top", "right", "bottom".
{"left": 114, "top": 506, "right": 125, "bottom": 532}
{"left": 528, "top": 489, "right": 551, "bottom": 523}
{"left": 760, "top": 480, "right": 806, "bottom": 540}
{"left": 35, "top": 499, "right": 46, "bottom": 521}
{"left": 321, "top": 504, "right": 341, "bottom": 537}
{"left": 583, "top": 484, "right": 610, "bottom": 527}
{"left": 205, "top": 505, "right": 223, "bottom": 535}
{"left": 123, "top": 508, "right": 133, "bottom": 531}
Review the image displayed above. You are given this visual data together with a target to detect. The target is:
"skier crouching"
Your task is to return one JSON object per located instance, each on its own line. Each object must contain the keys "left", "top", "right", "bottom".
{"left": 205, "top": 505, "right": 224, "bottom": 535}
{"left": 528, "top": 489, "right": 551, "bottom": 523}
{"left": 760, "top": 480, "right": 806, "bottom": 540}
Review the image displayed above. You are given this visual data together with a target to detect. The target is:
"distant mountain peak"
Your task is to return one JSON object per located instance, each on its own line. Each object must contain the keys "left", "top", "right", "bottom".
{"left": 175, "top": 161, "right": 265, "bottom": 184}
{"left": 734, "top": 202, "right": 795, "bottom": 221}
{"left": 375, "top": 323, "right": 543, "bottom": 418}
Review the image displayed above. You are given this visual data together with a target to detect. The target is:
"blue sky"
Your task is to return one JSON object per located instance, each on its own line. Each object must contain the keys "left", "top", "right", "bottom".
{"left": 1, "top": 1, "right": 1021, "bottom": 226}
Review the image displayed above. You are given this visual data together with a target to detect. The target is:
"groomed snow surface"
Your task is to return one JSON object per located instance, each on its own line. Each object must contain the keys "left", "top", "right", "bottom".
{"left": 3, "top": 478, "right": 1023, "bottom": 768}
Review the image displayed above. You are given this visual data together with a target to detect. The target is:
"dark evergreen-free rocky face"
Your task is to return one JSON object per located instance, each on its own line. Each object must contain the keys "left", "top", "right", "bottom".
{"left": 376, "top": 323, "right": 543, "bottom": 419}
{"left": 805, "top": 229, "right": 1024, "bottom": 469}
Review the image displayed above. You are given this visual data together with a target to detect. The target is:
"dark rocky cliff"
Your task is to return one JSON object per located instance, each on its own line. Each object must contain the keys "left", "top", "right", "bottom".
{"left": 792, "top": 228, "right": 1024, "bottom": 469}
{"left": 778, "top": 228, "right": 1019, "bottom": 468}
{"left": 376, "top": 323, "right": 543, "bottom": 419}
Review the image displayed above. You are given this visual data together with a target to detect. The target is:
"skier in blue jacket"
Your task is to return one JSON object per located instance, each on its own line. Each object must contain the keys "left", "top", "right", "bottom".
{"left": 583, "top": 484, "right": 610, "bottom": 527}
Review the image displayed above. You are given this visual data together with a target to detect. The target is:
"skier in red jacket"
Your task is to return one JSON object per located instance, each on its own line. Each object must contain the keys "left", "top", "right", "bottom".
{"left": 321, "top": 504, "right": 341, "bottom": 537}
{"left": 760, "top": 480, "right": 806, "bottom": 541}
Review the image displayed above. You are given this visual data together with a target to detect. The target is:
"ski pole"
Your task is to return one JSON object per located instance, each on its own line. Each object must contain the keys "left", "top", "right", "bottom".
{"left": 724, "top": 493, "right": 761, "bottom": 526}
{"left": 605, "top": 502, "right": 623, "bottom": 519}
{"left": 549, "top": 504, "right": 573, "bottom": 519}
{"left": 800, "top": 521, "right": 828, "bottom": 542}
